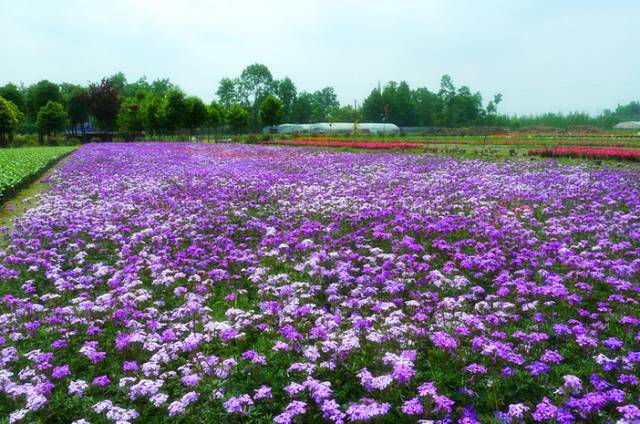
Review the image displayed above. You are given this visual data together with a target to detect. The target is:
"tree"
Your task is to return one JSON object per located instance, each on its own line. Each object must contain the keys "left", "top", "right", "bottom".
{"left": 184, "top": 96, "right": 208, "bottom": 136}
{"left": 141, "top": 94, "right": 167, "bottom": 135}
{"left": 226, "top": 104, "right": 249, "bottom": 134}
{"left": 109, "top": 72, "right": 128, "bottom": 93}
{"left": 332, "top": 106, "right": 359, "bottom": 122}
{"left": 239, "top": 64, "right": 274, "bottom": 129}
{"left": 362, "top": 87, "right": 385, "bottom": 123}
{"left": 150, "top": 78, "right": 174, "bottom": 96}
{"left": 239, "top": 63, "right": 274, "bottom": 107}
{"left": 412, "top": 87, "right": 437, "bottom": 126}
{"left": 66, "top": 87, "right": 91, "bottom": 136}
{"left": 36, "top": 101, "right": 68, "bottom": 140}
{"left": 393, "top": 81, "right": 416, "bottom": 127}
{"left": 26, "top": 80, "right": 61, "bottom": 122}
{"left": 164, "top": 88, "right": 188, "bottom": 133}
{"left": 216, "top": 78, "right": 239, "bottom": 108}
{"left": 259, "top": 95, "right": 284, "bottom": 128}
{"left": 207, "top": 101, "right": 224, "bottom": 141}
{"left": 274, "top": 77, "right": 297, "bottom": 122}
{"left": 291, "top": 92, "right": 314, "bottom": 124}
{"left": 117, "top": 99, "right": 144, "bottom": 140}
{"left": 89, "top": 78, "right": 121, "bottom": 133}
{"left": 0, "top": 96, "right": 21, "bottom": 147}
{"left": 0, "top": 83, "right": 25, "bottom": 114}
{"left": 485, "top": 93, "right": 503, "bottom": 125}
{"left": 310, "top": 87, "right": 339, "bottom": 122}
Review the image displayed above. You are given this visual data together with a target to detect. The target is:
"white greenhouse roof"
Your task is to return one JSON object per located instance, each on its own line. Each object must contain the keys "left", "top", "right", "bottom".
{"left": 273, "top": 122, "right": 400, "bottom": 134}
{"left": 613, "top": 121, "right": 640, "bottom": 129}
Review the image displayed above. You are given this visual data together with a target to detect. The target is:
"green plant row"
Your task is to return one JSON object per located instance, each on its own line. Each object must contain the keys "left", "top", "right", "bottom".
{"left": 0, "top": 146, "right": 76, "bottom": 203}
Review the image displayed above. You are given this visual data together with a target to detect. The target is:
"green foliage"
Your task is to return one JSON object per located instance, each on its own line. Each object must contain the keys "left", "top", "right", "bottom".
{"left": 239, "top": 63, "right": 274, "bottom": 107}
{"left": 226, "top": 104, "right": 250, "bottom": 133}
{"left": 207, "top": 101, "right": 224, "bottom": 129}
{"left": 65, "top": 87, "right": 91, "bottom": 128}
{"left": 141, "top": 95, "right": 168, "bottom": 135}
{"left": 216, "top": 77, "right": 239, "bottom": 108}
{"left": 0, "top": 83, "right": 25, "bottom": 113}
{"left": 362, "top": 76, "right": 484, "bottom": 127}
{"left": 164, "top": 89, "right": 188, "bottom": 132}
{"left": 274, "top": 77, "right": 297, "bottom": 121}
{"left": 117, "top": 99, "right": 144, "bottom": 140}
{"left": 184, "top": 96, "right": 208, "bottom": 133}
{"left": 0, "top": 97, "right": 22, "bottom": 147}
{"left": 36, "top": 101, "right": 69, "bottom": 137}
{"left": 0, "top": 146, "right": 75, "bottom": 201}
{"left": 26, "top": 80, "right": 62, "bottom": 122}
{"left": 290, "top": 92, "right": 314, "bottom": 124}
{"left": 309, "top": 87, "right": 340, "bottom": 122}
{"left": 259, "top": 95, "right": 284, "bottom": 127}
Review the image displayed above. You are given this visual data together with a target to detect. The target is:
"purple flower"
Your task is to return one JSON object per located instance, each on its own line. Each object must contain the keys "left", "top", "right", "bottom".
{"left": 51, "top": 364, "right": 70, "bottom": 379}
{"left": 401, "top": 397, "right": 423, "bottom": 415}
{"left": 92, "top": 375, "right": 110, "bottom": 387}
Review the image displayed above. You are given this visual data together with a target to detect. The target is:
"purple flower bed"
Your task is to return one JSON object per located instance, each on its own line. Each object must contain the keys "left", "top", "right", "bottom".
{"left": 0, "top": 142, "right": 639, "bottom": 423}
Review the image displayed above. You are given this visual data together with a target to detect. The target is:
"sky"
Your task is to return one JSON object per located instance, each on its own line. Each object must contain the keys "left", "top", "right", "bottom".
{"left": 1, "top": 0, "right": 639, "bottom": 116}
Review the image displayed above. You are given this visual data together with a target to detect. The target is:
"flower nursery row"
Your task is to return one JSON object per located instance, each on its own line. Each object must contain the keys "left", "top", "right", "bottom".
{"left": 0, "top": 146, "right": 76, "bottom": 203}
{"left": 529, "top": 147, "right": 640, "bottom": 161}
{"left": 0, "top": 143, "right": 639, "bottom": 423}
{"left": 292, "top": 137, "right": 640, "bottom": 149}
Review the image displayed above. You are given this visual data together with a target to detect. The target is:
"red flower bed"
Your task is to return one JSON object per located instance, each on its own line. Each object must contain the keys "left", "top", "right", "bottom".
{"left": 264, "top": 140, "right": 425, "bottom": 150}
{"left": 529, "top": 147, "right": 640, "bottom": 161}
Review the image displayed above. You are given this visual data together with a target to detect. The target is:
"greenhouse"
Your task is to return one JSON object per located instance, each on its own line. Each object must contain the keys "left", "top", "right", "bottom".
{"left": 613, "top": 121, "right": 640, "bottom": 130}
{"left": 268, "top": 122, "right": 400, "bottom": 134}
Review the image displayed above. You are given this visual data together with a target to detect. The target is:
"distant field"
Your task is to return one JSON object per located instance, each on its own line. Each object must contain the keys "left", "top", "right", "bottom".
{"left": 0, "top": 146, "right": 76, "bottom": 203}
{"left": 258, "top": 134, "right": 640, "bottom": 161}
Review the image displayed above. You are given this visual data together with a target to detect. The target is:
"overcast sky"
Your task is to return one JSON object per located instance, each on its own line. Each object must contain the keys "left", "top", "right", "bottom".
{"left": 1, "top": 0, "right": 638, "bottom": 115}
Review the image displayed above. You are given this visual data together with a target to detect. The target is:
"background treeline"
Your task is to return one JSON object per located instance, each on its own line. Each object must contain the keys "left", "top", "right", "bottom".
{"left": 1, "top": 63, "right": 639, "bottom": 146}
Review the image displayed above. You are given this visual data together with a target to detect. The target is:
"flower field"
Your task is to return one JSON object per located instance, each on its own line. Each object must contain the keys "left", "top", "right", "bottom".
{"left": 529, "top": 147, "right": 640, "bottom": 161}
{"left": 1, "top": 143, "right": 639, "bottom": 423}
{"left": 0, "top": 146, "right": 76, "bottom": 203}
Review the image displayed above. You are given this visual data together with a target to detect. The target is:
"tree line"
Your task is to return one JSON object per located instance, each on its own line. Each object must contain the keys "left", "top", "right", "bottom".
{"left": 1, "top": 63, "right": 639, "bottom": 146}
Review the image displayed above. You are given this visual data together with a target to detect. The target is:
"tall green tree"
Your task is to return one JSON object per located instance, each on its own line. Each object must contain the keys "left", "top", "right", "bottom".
{"left": 310, "top": 87, "right": 339, "bottom": 122}
{"left": 207, "top": 101, "right": 224, "bottom": 141}
{"left": 36, "top": 101, "right": 68, "bottom": 140}
{"left": 117, "top": 99, "right": 144, "bottom": 140}
{"left": 184, "top": 96, "right": 208, "bottom": 135}
{"left": 26, "top": 80, "right": 61, "bottom": 122}
{"left": 0, "top": 96, "right": 21, "bottom": 147}
{"left": 361, "top": 87, "right": 384, "bottom": 122}
{"left": 237, "top": 64, "right": 275, "bottom": 129}
{"left": 164, "top": 89, "right": 188, "bottom": 133}
{"left": 291, "top": 92, "right": 314, "bottom": 124}
{"left": 259, "top": 95, "right": 284, "bottom": 128}
{"left": 226, "top": 104, "right": 249, "bottom": 134}
{"left": 412, "top": 87, "right": 437, "bottom": 126}
{"left": 66, "top": 87, "right": 91, "bottom": 135}
{"left": 239, "top": 63, "right": 274, "bottom": 107}
{"left": 0, "top": 83, "right": 25, "bottom": 114}
{"left": 141, "top": 94, "right": 167, "bottom": 135}
{"left": 274, "top": 77, "right": 297, "bottom": 122}
{"left": 216, "top": 78, "right": 239, "bottom": 108}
